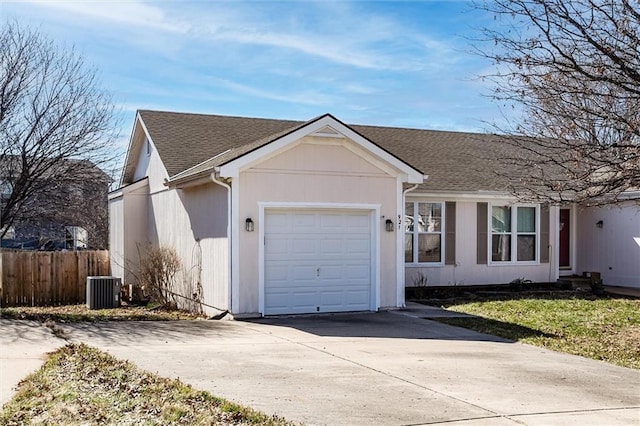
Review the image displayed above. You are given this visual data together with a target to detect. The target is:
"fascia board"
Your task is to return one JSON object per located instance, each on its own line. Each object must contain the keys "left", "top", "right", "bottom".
{"left": 406, "top": 190, "right": 516, "bottom": 202}
{"left": 120, "top": 112, "right": 144, "bottom": 186}
{"left": 108, "top": 189, "right": 123, "bottom": 201}
{"left": 109, "top": 177, "right": 149, "bottom": 200}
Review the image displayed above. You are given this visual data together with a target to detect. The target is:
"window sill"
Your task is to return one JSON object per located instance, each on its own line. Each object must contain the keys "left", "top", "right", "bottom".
{"left": 405, "top": 263, "right": 445, "bottom": 268}
{"left": 487, "top": 261, "right": 540, "bottom": 267}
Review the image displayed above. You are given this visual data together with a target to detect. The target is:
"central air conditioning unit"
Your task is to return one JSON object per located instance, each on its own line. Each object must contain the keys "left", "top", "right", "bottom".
{"left": 86, "top": 276, "right": 122, "bottom": 309}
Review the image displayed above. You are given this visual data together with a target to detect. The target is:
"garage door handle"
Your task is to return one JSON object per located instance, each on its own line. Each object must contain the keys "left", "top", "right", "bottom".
{"left": 316, "top": 268, "right": 320, "bottom": 277}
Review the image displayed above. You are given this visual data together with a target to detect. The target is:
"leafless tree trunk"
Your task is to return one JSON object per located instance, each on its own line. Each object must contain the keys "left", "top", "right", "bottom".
{"left": 0, "top": 21, "right": 118, "bottom": 241}
{"left": 476, "top": 0, "right": 640, "bottom": 206}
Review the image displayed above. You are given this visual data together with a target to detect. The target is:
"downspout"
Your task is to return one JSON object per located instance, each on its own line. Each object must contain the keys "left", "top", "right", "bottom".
{"left": 210, "top": 172, "right": 233, "bottom": 314}
{"left": 398, "top": 180, "right": 424, "bottom": 308}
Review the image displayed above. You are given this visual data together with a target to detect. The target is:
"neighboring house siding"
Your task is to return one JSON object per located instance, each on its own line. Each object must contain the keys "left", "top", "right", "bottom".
{"left": 237, "top": 137, "right": 400, "bottom": 314}
{"left": 405, "top": 200, "right": 558, "bottom": 287}
{"left": 575, "top": 203, "right": 640, "bottom": 288}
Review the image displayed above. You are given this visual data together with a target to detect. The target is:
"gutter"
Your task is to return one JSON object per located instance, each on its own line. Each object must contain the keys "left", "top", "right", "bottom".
{"left": 403, "top": 183, "right": 421, "bottom": 201}
{"left": 165, "top": 171, "right": 213, "bottom": 189}
{"left": 210, "top": 172, "right": 233, "bottom": 315}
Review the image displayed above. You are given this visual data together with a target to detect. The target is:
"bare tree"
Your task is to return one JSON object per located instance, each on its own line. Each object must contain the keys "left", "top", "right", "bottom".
{"left": 476, "top": 0, "right": 640, "bottom": 206}
{"left": 0, "top": 21, "right": 118, "bottom": 241}
{"left": 18, "top": 162, "right": 111, "bottom": 249}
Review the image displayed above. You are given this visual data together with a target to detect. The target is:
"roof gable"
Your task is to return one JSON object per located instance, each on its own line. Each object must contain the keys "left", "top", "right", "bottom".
{"left": 121, "top": 109, "right": 525, "bottom": 193}
{"left": 216, "top": 114, "right": 425, "bottom": 183}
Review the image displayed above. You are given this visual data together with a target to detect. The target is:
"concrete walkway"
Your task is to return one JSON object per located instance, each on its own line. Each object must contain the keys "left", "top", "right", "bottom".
{"left": 48, "top": 307, "right": 639, "bottom": 426}
{"left": 605, "top": 285, "right": 640, "bottom": 298}
{"left": 0, "top": 319, "right": 65, "bottom": 406}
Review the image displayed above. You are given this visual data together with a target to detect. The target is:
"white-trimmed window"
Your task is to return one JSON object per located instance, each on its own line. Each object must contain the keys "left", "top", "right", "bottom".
{"left": 491, "top": 204, "right": 538, "bottom": 263}
{"left": 405, "top": 202, "right": 443, "bottom": 264}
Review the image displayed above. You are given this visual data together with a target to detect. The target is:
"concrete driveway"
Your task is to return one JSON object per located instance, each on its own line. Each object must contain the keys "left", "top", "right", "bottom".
{"left": 52, "top": 310, "right": 640, "bottom": 426}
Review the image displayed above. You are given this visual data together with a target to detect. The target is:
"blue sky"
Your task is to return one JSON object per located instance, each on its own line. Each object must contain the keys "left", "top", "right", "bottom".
{"left": 2, "top": 1, "right": 504, "bottom": 152}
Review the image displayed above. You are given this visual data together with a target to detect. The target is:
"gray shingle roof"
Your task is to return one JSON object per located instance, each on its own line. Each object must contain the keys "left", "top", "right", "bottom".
{"left": 137, "top": 109, "right": 520, "bottom": 193}
{"left": 352, "top": 125, "right": 514, "bottom": 192}
{"left": 138, "top": 110, "right": 300, "bottom": 178}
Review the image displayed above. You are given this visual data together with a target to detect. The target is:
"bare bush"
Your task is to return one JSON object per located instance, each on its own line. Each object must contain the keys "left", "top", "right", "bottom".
{"left": 137, "top": 245, "right": 182, "bottom": 307}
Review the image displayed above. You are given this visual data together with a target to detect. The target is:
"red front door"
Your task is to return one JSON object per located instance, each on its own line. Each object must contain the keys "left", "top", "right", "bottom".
{"left": 559, "top": 209, "right": 570, "bottom": 268}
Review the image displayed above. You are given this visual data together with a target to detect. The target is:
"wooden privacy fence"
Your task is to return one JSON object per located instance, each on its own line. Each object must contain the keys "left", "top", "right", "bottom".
{"left": 0, "top": 250, "right": 110, "bottom": 307}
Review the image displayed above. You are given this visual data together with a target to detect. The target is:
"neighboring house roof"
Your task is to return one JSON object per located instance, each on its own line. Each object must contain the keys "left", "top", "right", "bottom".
{"left": 133, "top": 109, "right": 524, "bottom": 193}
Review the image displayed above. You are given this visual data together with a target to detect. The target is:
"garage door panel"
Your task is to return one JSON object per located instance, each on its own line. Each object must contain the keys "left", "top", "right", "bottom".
{"left": 344, "top": 290, "right": 370, "bottom": 308}
{"left": 264, "top": 209, "right": 373, "bottom": 315}
{"left": 266, "top": 213, "right": 289, "bottom": 230}
{"left": 290, "top": 290, "right": 318, "bottom": 306}
{"left": 264, "top": 264, "right": 289, "bottom": 282}
{"left": 318, "top": 265, "right": 342, "bottom": 279}
{"left": 291, "top": 238, "right": 316, "bottom": 254}
{"left": 346, "top": 264, "right": 370, "bottom": 279}
{"left": 264, "top": 291, "right": 290, "bottom": 310}
{"left": 320, "top": 239, "right": 343, "bottom": 254}
{"left": 319, "top": 214, "right": 345, "bottom": 231}
{"left": 319, "top": 291, "right": 343, "bottom": 305}
{"left": 265, "top": 238, "right": 289, "bottom": 256}
{"left": 291, "top": 265, "right": 316, "bottom": 282}
{"left": 347, "top": 238, "right": 370, "bottom": 254}
{"left": 347, "top": 214, "right": 370, "bottom": 228}
{"left": 292, "top": 213, "right": 316, "bottom": 230}
{"left": 266, "top": 291, "right": 318, "bottom": 314}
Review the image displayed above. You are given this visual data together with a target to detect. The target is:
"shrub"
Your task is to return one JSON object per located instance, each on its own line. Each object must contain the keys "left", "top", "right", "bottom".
{"left": 137, "top": 245, "right": 182, "bottom": 307}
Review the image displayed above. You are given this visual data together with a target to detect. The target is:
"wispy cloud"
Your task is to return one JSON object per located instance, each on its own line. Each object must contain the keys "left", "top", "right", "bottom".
{"left": 208, "top": 77, "right": 335, "bottom": 106}
{"left": 20, "top": 0, "right": 455, "bottom": 72}
{"left": 21, "top": 0, "right": 187, "bottom": 33}
{"left": 209, "top": 30, "right": 391, "bottom": 70}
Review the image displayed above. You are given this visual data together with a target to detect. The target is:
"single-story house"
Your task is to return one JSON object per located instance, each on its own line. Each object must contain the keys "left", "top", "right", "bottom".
{"left": 109, "top": 110, "right": 640, "bottom": 317}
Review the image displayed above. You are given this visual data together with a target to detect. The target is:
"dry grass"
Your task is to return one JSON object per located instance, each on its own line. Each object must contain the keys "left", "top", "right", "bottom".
{"left": 0, "top": 304, "right": 205, "bottom": 323}
{"left": 0, "top": 344, "right": 294, "bottom": 426}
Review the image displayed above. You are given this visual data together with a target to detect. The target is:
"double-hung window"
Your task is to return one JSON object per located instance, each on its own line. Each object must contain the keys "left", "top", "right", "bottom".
{"left": 405, "top": 202, "right": 443, "bottom": 264}
{"left": 491, "top": 204, "right": 538, "bottom": 263}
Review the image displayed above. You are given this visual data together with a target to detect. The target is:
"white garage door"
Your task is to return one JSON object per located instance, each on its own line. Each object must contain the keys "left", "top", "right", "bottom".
{"left": 264, "top": 209, "right": 373, "bottom": 315}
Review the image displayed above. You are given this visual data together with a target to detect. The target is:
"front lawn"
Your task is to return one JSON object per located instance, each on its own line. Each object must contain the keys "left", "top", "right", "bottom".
{"left": 0, "top": 344, "right": 293, "bottom": 426}
{"left": 429, "top": 295, "right": 640, "bottom": 369}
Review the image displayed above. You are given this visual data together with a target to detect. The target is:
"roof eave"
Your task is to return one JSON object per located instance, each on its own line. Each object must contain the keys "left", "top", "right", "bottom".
{"left": 165, "top": 170, "right": 216, "bottom": 189}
